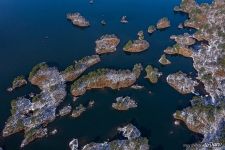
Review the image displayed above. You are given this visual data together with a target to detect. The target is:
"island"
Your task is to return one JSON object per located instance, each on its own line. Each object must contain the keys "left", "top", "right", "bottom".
{"left": 3, "top": 56, "right": 99, "bottom": 148}
{"left": 3, "top": 64, "right": 67, "bottom": 148}
{"left": 95, "top": 34, "right": 120, "bottom": 54}
{"left": 112, "top": 96, "right": 137, "bottom": 111}
{"left": 167, "top": 71, "right": 198, "bottom": 94}
{"left": 67, "top": 13, "right": 90, "bottom": 27}
{"left": 71, "top": 64, "right": 143, "bottom": 96}
{"left": 69, "top": 124, "right": 149, "bottom": 150}
{"left": 120, "top": 16, "right": 128, "bottom": 23}
{"left": 123, "top": 40, "right": 149, "bottom": 53}
{"left": 145, "top": 65, "right": 162, "bottom": 84}
{"left": 173, "top": 0, "right": 225, "bottom": 146}
{"left": 164, "top": 44, "right": 193, "bottom": 57}
{"left": 147, "top": 25, "right": 156, "bottom": 34}
{"left": 7, "top": 75, "right": 27, "bottom": 92}
{"left": 59, "top": 105, "right": 72, "bottom": 116}
{"left": 156, "top": 17, "right": 170, "bottom": 29}
{"left": 158, "top": 54, "right": 171, "bottom": 65}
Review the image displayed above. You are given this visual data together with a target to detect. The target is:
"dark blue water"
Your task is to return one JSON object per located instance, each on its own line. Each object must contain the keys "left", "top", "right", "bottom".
{"left": 0, "top": 0, "right": 211, "bottom": 149}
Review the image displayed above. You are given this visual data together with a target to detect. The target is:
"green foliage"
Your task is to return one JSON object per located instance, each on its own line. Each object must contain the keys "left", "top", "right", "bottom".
{"left": 13, "top": 75, "right": 25, "bottom": 85}
{"left": 62, "top": 65, "right": 75, "bottom": 73}
{"left": 123, "top": 40, "right": 133, "bottom": 50}
{"left": 29, "top": 62, "right": 48, "bottom": 80}
{"left": 217, "top": 56, "right": 225, "bottom": 67}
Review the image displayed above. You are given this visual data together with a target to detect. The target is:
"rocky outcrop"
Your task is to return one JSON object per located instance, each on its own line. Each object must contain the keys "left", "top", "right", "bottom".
{"left": 148, "top": 25, "right": 156, "bottom": 34}
{"left": 170, "top": 33, "right": 196, "bottom": 46}
{"left": 95, "top": 34, "right": 120, "bottom": 54}
{"left": 167, "top": 71, "right": 198, "bottom": 94}
{"left": 71, "top": 64, "right": 143, "bottom": 96}
{"left": 123, "top": 40, "right": 149, "bottom": 53}
{"left": 156, "top": 17, "right": 170, "bottom": 29}
{"left": 67, "top": 13, "right": 90, "bottom": 27}
{"left": 112, "top": 96, "right": 137, "bottom": 111}
{"left": 145, "top": 65, "right": 162, "bottom": 84}
{"left": 159, "top": 54, "right": 171, "bottom": 65}
{"left": 72, "top": 124, "right": 149, "bottom": 150}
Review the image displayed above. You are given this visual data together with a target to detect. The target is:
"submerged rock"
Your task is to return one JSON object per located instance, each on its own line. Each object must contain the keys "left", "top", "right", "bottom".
{"left": 71, "top": 64, "right": 143, "bottom": 96}
{"left": 95, "top": 34, "right": 120, "bottom": 54}
{"left": 159, "top": 54, "right": 171, "bottom": 65}
{"left": 145, "top": 65, "right": 162, "bottom": 84}
{"left": 156, "top": 17, "right": 170, "bottom": 29}
{"left": 112, "top": 96, "right": 137, "bottom": 111}
{"left": 167, "top": 71, "right": 198, "bottom": 94}
{"left": 67, "top": 13, "right": 90, "bottom": 27}
{"left": 123, "top": 40, "right": 149, "bottom": 53}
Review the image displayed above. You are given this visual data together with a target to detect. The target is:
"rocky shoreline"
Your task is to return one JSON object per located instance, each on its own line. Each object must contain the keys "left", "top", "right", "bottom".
{"left": 172, "top": 0, "right": 225, "bottom": 148}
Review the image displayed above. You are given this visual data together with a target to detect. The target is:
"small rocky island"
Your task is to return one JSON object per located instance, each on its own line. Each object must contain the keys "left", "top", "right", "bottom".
{"left": 7, "top": 75, "right": 27, "bottom": 92}
{"left": 71, "top": 104, "right": 86, "bottom": 118}
{"left": 145, "top": 65, "right": 162, "bottom": 84}
{"left": 147, "top": 25, "right": 156, "bottom": 34}
{"left": 69, "top": 124, "right": 149, "bottom": 150}
{"left": 67, "top": 13, "right": 90, "bottom": 27}
{"left": 123, "top": 40, "right": 149, "bottom": 53}
{"left": 71, "top": 64, "right": 143, "bottom": 96}
{"left": 120, "top": 16, "right": 128, "bottom": 23}
{"left": 167, "top": 71, "right": 198, "bottom": 94}
{"left": 112, "top": 96, "right": 137, "bottom": 111}
{"left": 159, "top": 54, "right": 171, "bottom": 65}
{"left": 156, "top": 17, "right": 170, "bottom": 29}
{"left": 95, "top": 34, "right": 120, "bottom": 54}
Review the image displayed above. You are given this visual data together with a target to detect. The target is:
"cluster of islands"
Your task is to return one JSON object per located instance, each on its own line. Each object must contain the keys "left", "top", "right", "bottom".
{"left": 2, "top": 0, "right": 225, "bottom": 149}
